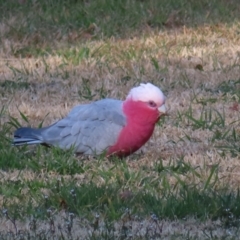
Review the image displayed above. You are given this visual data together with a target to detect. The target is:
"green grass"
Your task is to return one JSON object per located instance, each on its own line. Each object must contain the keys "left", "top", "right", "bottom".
{"left": 1, "top": 110, "right": 240, "bottom": 237}
{"left": 1, "top": 0, "right": 240, "bottom": 58}
{"left": 0, "top": 0, "right": 240, "bottom": 239}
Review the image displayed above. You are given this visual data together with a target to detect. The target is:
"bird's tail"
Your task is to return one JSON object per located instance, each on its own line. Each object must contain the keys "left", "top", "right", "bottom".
{"left": 13, "top": 127, "right": 43, "bottom": 146}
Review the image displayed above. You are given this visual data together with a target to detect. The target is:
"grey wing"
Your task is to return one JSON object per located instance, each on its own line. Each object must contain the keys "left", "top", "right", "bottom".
{"left": 39, "top": 99, "right": 126, "bottom": 154}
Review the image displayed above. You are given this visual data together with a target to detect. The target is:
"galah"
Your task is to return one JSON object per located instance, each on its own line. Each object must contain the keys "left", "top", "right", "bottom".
{"left": 13, "top": 83, "right": 166, "bottom": 157}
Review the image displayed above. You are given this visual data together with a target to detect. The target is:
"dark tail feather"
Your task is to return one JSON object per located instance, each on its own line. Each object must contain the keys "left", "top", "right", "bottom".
{"left": 13, "top": 127, "right": 43, "bottom": 146}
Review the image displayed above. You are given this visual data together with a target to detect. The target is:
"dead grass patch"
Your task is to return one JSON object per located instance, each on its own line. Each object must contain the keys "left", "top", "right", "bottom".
{"left": 1, "top": 23, "right": 240, "bottom": 181}
{"left": 0, "top": 214, "right": 237, "bottom": 239}
{"left": 0, "top": 13, "right": 240, "bottom": 238}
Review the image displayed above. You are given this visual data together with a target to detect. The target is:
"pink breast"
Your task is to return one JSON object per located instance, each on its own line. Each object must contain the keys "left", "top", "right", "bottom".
{"left": 107, "top": 100, "right": 159, "bottom": 157}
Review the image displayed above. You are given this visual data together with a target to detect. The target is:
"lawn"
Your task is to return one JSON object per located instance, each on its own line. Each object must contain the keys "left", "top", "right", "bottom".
{"left": 0, "top": 0, "right": 240, "bottom": 239}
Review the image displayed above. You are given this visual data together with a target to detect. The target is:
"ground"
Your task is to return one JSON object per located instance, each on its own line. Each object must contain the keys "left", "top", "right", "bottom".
{"left": 0, "top": 0, "right": 240, "bottom": 239}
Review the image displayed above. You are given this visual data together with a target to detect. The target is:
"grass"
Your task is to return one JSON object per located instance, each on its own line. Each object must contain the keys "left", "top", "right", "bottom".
{"left": 0, "top": 0, "right": 240, "bottom": 239}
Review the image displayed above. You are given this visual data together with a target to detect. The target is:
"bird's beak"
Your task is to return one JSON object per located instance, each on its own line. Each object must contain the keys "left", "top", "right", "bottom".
{"left": 158, "top": 104, "right": 166, "bottom": 114}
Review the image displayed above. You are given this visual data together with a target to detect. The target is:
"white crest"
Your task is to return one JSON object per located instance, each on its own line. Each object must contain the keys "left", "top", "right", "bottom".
{"left": 126, "top": 83, "right": 165, "bottom": 105}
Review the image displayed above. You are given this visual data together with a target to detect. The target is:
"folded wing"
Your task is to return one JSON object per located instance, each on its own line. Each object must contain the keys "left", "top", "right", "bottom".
{"left": 14, "top": 99, "right": 126, "bottom": 155}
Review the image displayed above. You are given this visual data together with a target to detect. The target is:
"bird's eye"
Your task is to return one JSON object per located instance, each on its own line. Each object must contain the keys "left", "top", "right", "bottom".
{"left": 148, "top": 101, "right": 157, "bottom": 107}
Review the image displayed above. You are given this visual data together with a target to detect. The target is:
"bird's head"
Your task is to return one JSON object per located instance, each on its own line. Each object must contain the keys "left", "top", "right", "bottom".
{"left": 126, "top": 83, "right": 166, "bottom": 116}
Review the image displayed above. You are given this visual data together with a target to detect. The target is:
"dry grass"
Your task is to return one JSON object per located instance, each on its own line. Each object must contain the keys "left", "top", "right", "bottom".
{"left": 0, "top": 214, "right": 238, "bottom": 239}
{"left": 0, "top": 4, "right": 240, "bottom": 238}
{"left": 1, "top": 24, "right": 240, "bottom": 161}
